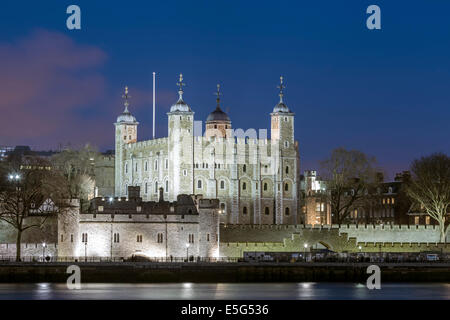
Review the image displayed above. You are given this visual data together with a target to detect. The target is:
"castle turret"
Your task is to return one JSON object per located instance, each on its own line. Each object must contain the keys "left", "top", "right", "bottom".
{"left": 115, "top": 86, "right": 139, "bottom": 196}
{"left": 205, "top": 84, "right": 231, "bottom": 138}
{"left": 270, "top": 77, "right": 297, "bottom": 224}
{"left": 167, "top": 74, "right": 194, "bottom": 200}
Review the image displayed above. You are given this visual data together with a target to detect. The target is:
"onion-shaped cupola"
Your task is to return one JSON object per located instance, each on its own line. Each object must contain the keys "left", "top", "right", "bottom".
{"left": 169, "top": 73, "right": 192, "bottom": 113}
{"left": 272, "top": 76, "right": 291, "bottom": 113}
{"left": 116, "top": 86, "right": 138, "bottom": 124}
{"left": 205, "top": 84, "right": 231, "bottom": 138}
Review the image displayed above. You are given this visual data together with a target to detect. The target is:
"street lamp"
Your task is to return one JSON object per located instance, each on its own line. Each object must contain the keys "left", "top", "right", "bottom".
{"left": 186, "top": 243, "right": 190, "bottom": 262}
{"left": 304, "top": 243, "right": 308, "bottom": 262}
{"left": 42, "top": 242, "right": 46, "bottom": 262}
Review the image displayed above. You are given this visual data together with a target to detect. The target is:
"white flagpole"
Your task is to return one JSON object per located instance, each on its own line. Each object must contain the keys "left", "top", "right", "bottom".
{"left": 153, "top": 72, "right": 156, "bottom": 139}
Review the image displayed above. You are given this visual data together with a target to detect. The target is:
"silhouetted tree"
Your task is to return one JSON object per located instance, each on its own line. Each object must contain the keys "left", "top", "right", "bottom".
{"left": 0, "top": 156, "right": 70, "bottom": 261}
{"left": 320, "top": 148, "right": 379, "bottom": 224}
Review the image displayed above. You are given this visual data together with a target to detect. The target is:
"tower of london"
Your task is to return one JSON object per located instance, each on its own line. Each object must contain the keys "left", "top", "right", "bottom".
{"left": 114, "top": 75, "right": 300, "bottom": 225}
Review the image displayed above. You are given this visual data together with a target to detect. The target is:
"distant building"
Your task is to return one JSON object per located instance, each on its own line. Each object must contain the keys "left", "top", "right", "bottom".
{"left": 0, "top": 146, "right": 14, "bottom": 161}
{"left": 300, "top": 170, "right": 330, "bottom": 225}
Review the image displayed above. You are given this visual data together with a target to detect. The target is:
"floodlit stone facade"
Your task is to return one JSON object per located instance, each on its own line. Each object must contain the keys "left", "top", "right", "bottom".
{"left": 58, "top": 187, "right": 220, "bottom": 259}
{"left": 114, "top": 76, "right": 300, "bottom": 225}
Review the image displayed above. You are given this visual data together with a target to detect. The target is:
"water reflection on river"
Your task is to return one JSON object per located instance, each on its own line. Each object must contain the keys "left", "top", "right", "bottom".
{"left": 0, "top": 283, "right": 449, "bottom": 300}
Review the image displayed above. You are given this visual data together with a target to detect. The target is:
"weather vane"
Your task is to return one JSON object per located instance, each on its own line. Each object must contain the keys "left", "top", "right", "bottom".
{"left": 215, "top": 84, "right": 222, "bottom": 106}
{"left": 277, "top": 76, "right": 285, "bottom": 102}
{"left": 122, "top": 86, "right": 131, "bottom": 110}
{"left": 177, "top": 73, "right": 185, "bottom": 92}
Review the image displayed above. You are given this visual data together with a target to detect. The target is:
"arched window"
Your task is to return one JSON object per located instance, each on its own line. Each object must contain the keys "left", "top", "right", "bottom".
{"left": 284, "top": 183, "right": 289, "bottom": 191}
{"left": 220, "top": 203, "right": 226, "bottom": 210}
{"left": 263, "top": 183, "right": 268, "bottom": 191}
{"left": 285, "top": 207, "right": 290, "bottom": 216}
{"left": 125, "top": 163, "right": 128, "bottom": 174}
{"left": 243, "top": 207, "right": 248, "bottom": 215}
{"left": 144, "top": 161, "right": 148, "bottom": 171}
{"left": 165, "top": 180, "right": 168, "bottom": 192}
{"left": 243, "top": 164, "right": 247, "bottom": 172}
{"left": 242, "top": 182, "right": 246, "bottom": 190}
{"left": 265, "top": 207, "right": 270, "bottom": 215}
{"left": 285, "top": 166, "right": 289, "bottom": 174}
{"left": 145, "top": 182, "right": 148, "bottom": 194}
{"left": 154, "top": 181, "right": 158, "bottom": 193}
{"left": 154, "top": 160, "right": 158, "bottom": 170}
{"left": 197, "top": 180, "right": 202, "bottom": 189}
{"left": 220, "top": 180, "right": 225, "bottom": 189}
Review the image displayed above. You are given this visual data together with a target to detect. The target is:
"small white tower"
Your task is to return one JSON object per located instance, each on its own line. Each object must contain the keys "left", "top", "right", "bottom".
{"left": 270, "top": 77, "right": 296, "bottom": 224}
{"left": 167, "top": 74, "right": 195, "bottom": 200}
{"left": 114, "top": 86, "right": 139, "bottom": 196}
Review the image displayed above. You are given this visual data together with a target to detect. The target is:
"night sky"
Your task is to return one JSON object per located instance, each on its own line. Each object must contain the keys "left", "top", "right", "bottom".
{"left": 0, "top": 0, "right": 449, "bottom": 179}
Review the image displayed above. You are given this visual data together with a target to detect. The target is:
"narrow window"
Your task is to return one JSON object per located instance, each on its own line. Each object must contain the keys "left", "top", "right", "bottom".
{"left": 165, "top": 180, "right": 168, "bottom": 192}
{"left": 243, "top": 164, "right": 246, "bottom": 172}
{"left": 285, "top": 207, "right": 290, "bottom": 216}
{"left": 285, "top": 166, "right": 289, "bottom": 174}
{"left": 155, "top": 181, "right": 158, "bottom": 193}
{"left": 243, "top": 207, "right": 248, "bottom": 215}
{"left": 284, "top": 183, "right": 289, "bottom": 191}
{"left": 220, "top": 180, "right": 225, "bottom": 189}
{"left": 242, "top": 182, "right": 246, "bottom": 190}
{"left": 265, "top": 207, "right": 270, "bottom": 215}
{"left": 263, "top": 183, "right": 267, "bottom": 191}
{"left": 197, "top": 180, "right": 202, "bottom": 189}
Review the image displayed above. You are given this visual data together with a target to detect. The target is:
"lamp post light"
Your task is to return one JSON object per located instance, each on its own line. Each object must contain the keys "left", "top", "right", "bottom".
{"left": 186, "top": 243, "right": 190, "bottom": 262}
{"left": 42, "top": 242, "right": 46, "bottom": 262}
{"left": 304, "top": 243, "right": 308, "bottom": 262}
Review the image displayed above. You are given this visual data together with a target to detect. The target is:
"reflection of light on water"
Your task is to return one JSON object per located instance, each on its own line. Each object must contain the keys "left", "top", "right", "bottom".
{"left": 182, "top": 283, "right": 193, "bottom": 289}
{"left": 355, "top": 283, "right": 365, "bottom": 288}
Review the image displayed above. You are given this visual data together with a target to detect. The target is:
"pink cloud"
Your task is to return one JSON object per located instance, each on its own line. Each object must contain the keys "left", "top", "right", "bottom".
{"left": 0, "top": 29, "right": 108, "bottom": 148}
{"left": 0, "top": 29, "right": 179, "bottom": 151}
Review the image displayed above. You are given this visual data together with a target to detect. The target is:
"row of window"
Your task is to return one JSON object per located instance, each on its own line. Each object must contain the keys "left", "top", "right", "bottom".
{"left": 75, "top": 233, "right": 214, "bottom": 244}
{"left": 125, "top": 159, "right": 169, "bottom": 174}
{"left": 242, "top": 206, "right": 291, "bottom": 216}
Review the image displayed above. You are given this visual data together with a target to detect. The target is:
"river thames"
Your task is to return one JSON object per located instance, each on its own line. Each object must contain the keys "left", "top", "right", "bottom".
{"left": 0, "top": 283, "right": 449, "bottom": 300}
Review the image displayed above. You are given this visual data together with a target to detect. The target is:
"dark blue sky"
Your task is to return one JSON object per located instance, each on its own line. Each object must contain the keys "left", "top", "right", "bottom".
{"left": 0, "top": 0, "right": 449, "bottom": 178}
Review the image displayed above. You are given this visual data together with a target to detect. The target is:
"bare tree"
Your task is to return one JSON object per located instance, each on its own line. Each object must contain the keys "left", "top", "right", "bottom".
{"left": 405, "top": 153, "right": 450, "bottom": 243}
{"left": 320, "top": 147, "right": 379, "bottom": 224}
{"left": 0, "top": 157, "right": 70, "bottom": 261}
{"left": 51, "top": 144, "right": 98, "bottom": 211}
